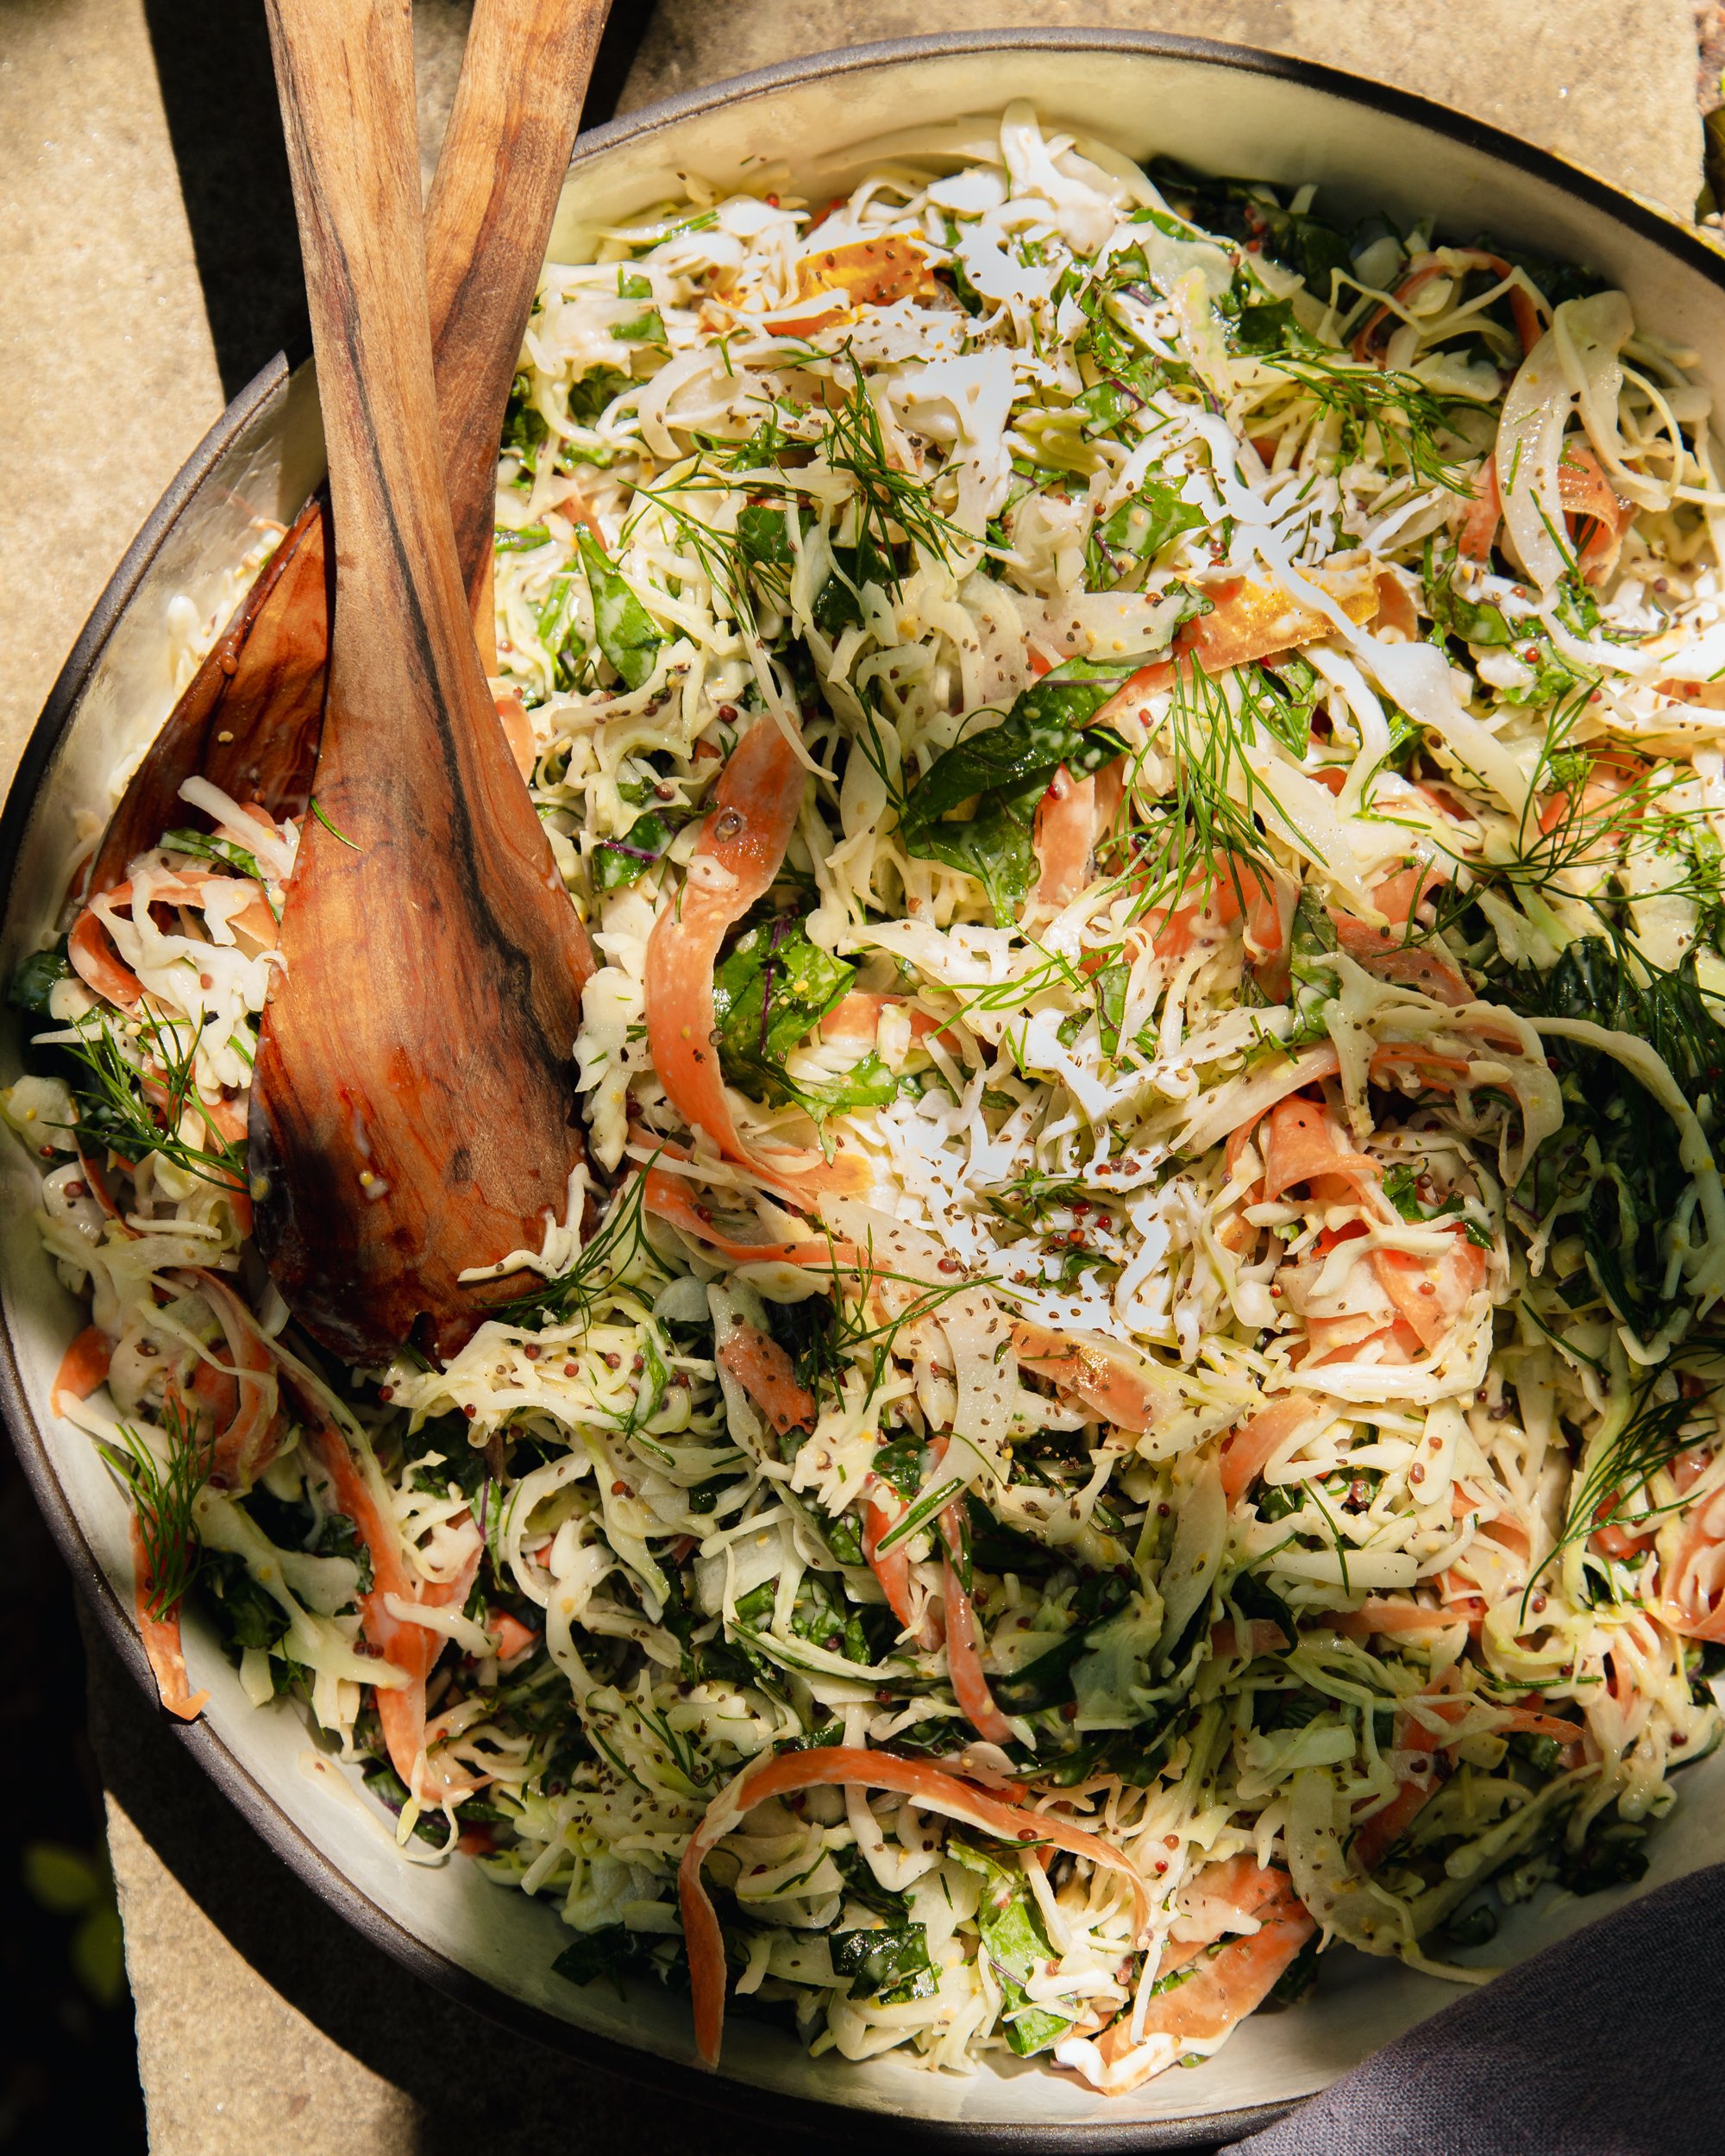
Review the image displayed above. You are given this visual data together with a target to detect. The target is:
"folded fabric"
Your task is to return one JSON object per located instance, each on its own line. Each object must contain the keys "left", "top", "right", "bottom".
{"left": 1226, "top": 1865, "right": 1725, "bottom": 2156}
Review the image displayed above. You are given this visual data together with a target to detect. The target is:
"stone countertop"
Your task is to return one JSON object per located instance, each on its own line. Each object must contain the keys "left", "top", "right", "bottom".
{"left": 0, "top": 1, "right": 1710, "bottom": 2147}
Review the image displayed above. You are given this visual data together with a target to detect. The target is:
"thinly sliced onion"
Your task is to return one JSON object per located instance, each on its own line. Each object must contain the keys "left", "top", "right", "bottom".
{"left": 1155, "top": 1459, "right": 1226, "bottom": 1655}
{"left": 821, "top": 1197, "right": 1019, "bottom": 1489}
{"left": 1553, "top": 291, "right": 1667, "bottom": 512}
{"left": 1453, "top": 1003, "right": 1564, "bottom": 1185}
{"left": 1494, "top": 329, "right": 1572, "bottom": 592}
{"left": 1355, "top": 636, "right": 1531, "bottom": 814}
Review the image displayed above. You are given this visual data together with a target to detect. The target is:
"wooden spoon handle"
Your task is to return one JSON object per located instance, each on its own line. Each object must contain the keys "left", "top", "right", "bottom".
{"left": 87, "top": 0, "right": 607, "bottom": 895}
{"left": 265, "top": 0, "right": 468, "bottom": 668}
{"left": 430, "top": 0, "right": 612, "bottom": 613}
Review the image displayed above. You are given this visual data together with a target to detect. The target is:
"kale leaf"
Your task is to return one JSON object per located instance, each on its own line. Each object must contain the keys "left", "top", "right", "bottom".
{"left": 897, "top": 656, "right": 1146, "bottom": 924}
{"left": 830, "top": 1921, "right": 938, "bottom": 2003}
{"left": 592, "top": 808, "right": 683, "bottom": 890}
{"left": 991, "top": 1570, "right": 1132, "bottom": 1715}
{"left": 203, "top": 1550, "right": 290, "bottom": 1653}
{"left": 161, "top": 827, "right": 266, "bottom": 879}
{"left": 949, "top": 1839, "right": 1073, "bottom": 2055}
{"left": 578, "top": 531, "right": 662, "bottom": 691}
{"left": 552, "top": 1925, "right": 639, "bottom": 1992}
{"left": 1098, "top": 472, "right": 1206, "bottom": 564}
{"left": 611, "top": 269, "right": 665, "bottom": 346}
{"left": 568, "top": 367, "right": 632, "bottom": 428}
{"left": 1145, "top": 162, "right": 1352, "bottom": 298}
{"left": 712, "top": 912, "right": 856, "bottom": 1102}
{"left": 8, "top": 945, "right": 70, "bottom": 1017}
{"left": 1496, "top": 938, "right": 1725, "bottom": 1328}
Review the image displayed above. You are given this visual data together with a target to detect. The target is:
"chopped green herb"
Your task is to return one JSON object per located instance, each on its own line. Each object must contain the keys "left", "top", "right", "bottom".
{"left": 578, "top": 531, "right": 663, "bottom": 691}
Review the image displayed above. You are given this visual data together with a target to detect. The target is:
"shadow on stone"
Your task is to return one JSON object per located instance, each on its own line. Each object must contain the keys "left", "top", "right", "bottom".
{"left": 586, "top": 0, "right": 662, "bottom": 132}
{"left": 139, "top": 0, "right": 662, "bottom": 405}
{"left": 140, "top": 0, "right": 307, "bottom": 402}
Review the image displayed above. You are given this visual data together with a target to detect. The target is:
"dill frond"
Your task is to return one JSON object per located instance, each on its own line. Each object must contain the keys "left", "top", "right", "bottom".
{"left": 498, "top": 1169, "right": 662, "bottom": 1329}
{"left": 797, "top": 1254, "right": 993, "bottom": 1420}
{"left": 100, "top": 1393, "right": 214, "bottom": 1619}
{"left": 1101, "top": 658, "right": 1296, "bottom": 926}
{"left": 817, "top": 350, "right": 969, "bottom": 584}
{"left": 63, "top": 1008, "right": 247, "bottom": 1191}
{"left": 1524, "top": 1377, "right": 1714, "bottom": 1615}
{"left": 1259, "top": 349, "right": 1476, "bottom": 494}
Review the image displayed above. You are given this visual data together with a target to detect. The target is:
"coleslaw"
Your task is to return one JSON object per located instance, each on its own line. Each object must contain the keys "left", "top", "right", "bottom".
{"left": 12, "top": 103, "right": 1725, "bottom": 2090}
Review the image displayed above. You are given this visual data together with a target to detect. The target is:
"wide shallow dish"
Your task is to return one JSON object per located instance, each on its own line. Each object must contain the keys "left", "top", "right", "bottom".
{"left": 9, "top": 29, "right": 1725, "bottom": 2146}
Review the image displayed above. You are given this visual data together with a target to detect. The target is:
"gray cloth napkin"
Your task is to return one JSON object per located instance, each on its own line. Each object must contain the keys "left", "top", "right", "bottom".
{"left": 1226, "top": 1865, "right": 1724, "bottom": 2156}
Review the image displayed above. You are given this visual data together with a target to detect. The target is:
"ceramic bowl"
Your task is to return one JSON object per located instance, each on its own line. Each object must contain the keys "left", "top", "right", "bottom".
{"left": 7, "top": 30, "right": 1725, "bottom": 2147}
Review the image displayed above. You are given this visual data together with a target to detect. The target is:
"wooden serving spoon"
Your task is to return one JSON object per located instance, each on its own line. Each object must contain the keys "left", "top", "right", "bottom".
{"left": 86, "top": 0, "right": 610, "bottom": 895}
{"left": 251, "top": 0, "right": 601, "bottom": 1363}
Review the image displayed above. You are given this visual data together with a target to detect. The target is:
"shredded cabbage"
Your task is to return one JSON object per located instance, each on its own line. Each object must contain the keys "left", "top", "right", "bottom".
{"left": 17, "top": 106, "right": 1725, "bottom": 2094}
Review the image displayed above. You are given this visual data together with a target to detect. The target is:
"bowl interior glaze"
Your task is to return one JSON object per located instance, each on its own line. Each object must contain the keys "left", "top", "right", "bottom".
{"left": 5, "top": 33, "right": 1725, "bottom": 2145}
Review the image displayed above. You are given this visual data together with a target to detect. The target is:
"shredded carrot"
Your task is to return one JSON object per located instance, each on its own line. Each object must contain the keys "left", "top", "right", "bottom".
{"left": 1223, "top": 1046, "right": 1342, "bottom": 1189}
{"left": 1368, "top": 1042, "right": 1474, "bottom": 1092}
{"left": 1458, "top": 455, "right": 1502, "bottom": 563}
{"left": 1329, "top": 911, "right": 1473, "bottom": 1004}
{"left": 303, "top": 1420, "right": 481, "bottom": 1799}
{"left": 1260, "top": 1095, "right": 1383, "bottom": 1206}
{"left": 932, "top": 1439, "right": 1011, "bottom": 1742}
{"left": 1208, "top": 1617, "right": 1289, "bottom": 1660}
{"left": 1352, "top": 249, "right": 1540, "bottom": 367}
{"left": 1658, "top": 1485, "right": 1725, "bottom": 1641}
{"left": 1030, "top": 764, "right": 1096, "bottom": 908}
{"left": 643, "top": 719, "right": 811, "bottom": 1200}
{"left": 639, "top": 1167, "right": 860, "bottom": 1270}
{"left": 1219, "top": 1395, "right": 1327, "bottom": 1506}
{"left": 679, "top": 1745, "right": 1150, "bottom": 2067}
{"left": 862, "top": 1491, "right": 935, "bottom": 1647}
{"left": 1372, "top": 570, "right": 1420, "bottom": 640}
{"left": 1011, "top": 1319, "right": 1170, "bottom": 1433}
{"left": 1349, "top": 1670, "right": 1488, "bottom": 1870}
{"left": 1332, "top": 1595, "right": 1466, "bottom": 1639}
{"left": 72, "top": 1139, "right": 132, "bottom": 1232}
{"left": 1591, "top": 1491, "right": 1657, "bottom": 1562}
{"left": 492, "top": 687, "right": 536, "bottom": 780}
{"left": 1092, "top": 1871, "right": 1314, "bottom": 2088}
{"left": 1097, "top": 561, "right": 1381, "bottom": 723}
{"left": 177, "top": 1269, "right": 284, "bottom": 1492}
{"left": 794, "top": 233, "right": 936, "bottom": 311}
{"left": 491, "top": 1611, "right": 537, "bottom": 1662}
{"left": 1144, "top": 856, "right": 1292, "bottom": 991}
{"left": 938, "top": 1518, "right": 1013, "bottom": 1743}
{"left": 68, "top": 872, "right": 279, "bottom": 1015}
{"left": 52, "top": 1325, "right": 112, "bottom": 1415}
{"left": 819, "top": 993, "right": 953, "bottom": 1050}
{"left": 1559, "top": 444, "right": 1639, "bottom": 585}
{"left": 130, "top": 1514, "right": 210, "bottom": 1723}
{"left": 716, "top": 1323, "right": 816, "bottom": 1437}
{"left": 1352, "top": 1677, "right": 1585, "bottom": 1871}
{"left": 632, "top": 1126, "right": 878, "bottom": 1201}
{"left": 1371, "top": 1236, "right": 1487, "bottom": 1353}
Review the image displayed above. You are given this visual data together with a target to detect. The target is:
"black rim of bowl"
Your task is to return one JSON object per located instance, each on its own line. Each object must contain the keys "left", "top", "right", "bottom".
{"left": 6, "top": 27, "right": 1725, "bottom": 2146}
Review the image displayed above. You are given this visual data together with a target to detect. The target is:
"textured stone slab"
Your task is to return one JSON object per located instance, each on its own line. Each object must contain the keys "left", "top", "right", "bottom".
{"left": 0, "top": 0, "right": 1706, "bottom": 2149}
{"left": 0, "top": 0, "right": 223, "bottom": 793}
{"left": 624, "top": 0, "right": 1705, "bottom": 219}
